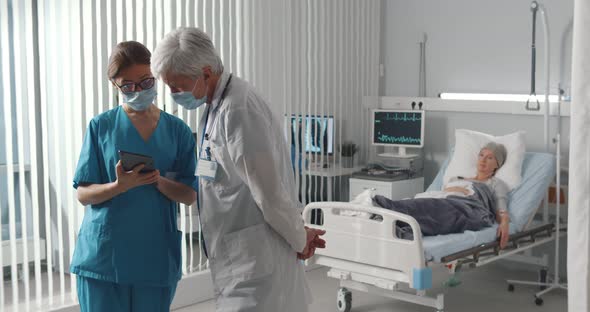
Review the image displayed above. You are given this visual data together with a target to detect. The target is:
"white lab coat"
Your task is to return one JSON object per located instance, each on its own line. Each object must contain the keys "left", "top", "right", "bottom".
{"left": 197, "top": 71, "right": 311, "bottom": 312}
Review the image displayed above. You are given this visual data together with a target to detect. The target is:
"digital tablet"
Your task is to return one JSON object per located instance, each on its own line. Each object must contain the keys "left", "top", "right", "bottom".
{"left": 118, "top": 150, "right": 155, "bottom": 173}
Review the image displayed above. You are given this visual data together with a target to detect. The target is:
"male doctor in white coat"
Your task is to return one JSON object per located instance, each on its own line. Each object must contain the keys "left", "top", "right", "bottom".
{"left": 152, "top": 27, "right": 326, "bottom": 312}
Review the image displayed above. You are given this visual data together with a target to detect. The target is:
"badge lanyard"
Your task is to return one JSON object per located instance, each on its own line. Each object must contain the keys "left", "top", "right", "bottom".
{"left": 199, "top": 74, "right": 233, "bottom": 160}
{"left": 196, "top": 74, "right": 232, "bottom": 258}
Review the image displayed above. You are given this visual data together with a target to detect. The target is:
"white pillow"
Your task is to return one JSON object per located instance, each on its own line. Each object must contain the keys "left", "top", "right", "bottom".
{"left": 443, "top": 129, "right": 526, "bottom": 190}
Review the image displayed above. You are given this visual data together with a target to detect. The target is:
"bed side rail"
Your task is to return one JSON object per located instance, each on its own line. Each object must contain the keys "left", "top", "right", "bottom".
{"left": 440, "top": 223, "right": 556, "bottom": 265}
{"left": 303, "top": 202, "right": 427, "bottom": 279}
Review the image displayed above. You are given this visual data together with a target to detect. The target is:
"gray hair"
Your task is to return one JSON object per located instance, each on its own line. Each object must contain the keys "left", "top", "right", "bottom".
{"left": 151, "top": 27, "right": 223, "bottom": 79}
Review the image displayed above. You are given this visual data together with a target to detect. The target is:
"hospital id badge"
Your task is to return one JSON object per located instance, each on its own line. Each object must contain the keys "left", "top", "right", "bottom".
{"left": 196, "top": 158, "right": 218, "bottom": 181}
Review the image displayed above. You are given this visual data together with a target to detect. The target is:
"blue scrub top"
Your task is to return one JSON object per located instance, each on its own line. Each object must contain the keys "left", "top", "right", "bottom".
{"left": 70, "top": 106, "right": 196, "bottom": 287}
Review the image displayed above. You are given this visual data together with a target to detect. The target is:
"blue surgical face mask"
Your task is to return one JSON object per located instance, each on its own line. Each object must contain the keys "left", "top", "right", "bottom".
{"left": 122, "top": 85, "right": 157, "bottom": 111}
{"left": 171, "top": 79, "right": 207, "bottom": 110}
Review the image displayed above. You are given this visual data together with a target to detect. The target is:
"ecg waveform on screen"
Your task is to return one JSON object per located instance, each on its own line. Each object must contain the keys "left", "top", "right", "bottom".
{"left": 374, "top": 113, "right": 422, "bottom": 123}
{"left": 376, "top": 134, "right": 421, "bottom": 144}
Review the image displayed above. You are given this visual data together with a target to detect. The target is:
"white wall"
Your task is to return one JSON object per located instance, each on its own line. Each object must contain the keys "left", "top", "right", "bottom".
{"left": 382, "top": 0, "right": 574, "bottom": 98}
{"left": 380, "top": 0, "right": 574, "bottom": 185}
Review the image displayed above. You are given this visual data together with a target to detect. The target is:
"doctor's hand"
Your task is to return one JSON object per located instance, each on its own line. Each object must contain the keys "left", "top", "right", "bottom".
{"left": 115, "top": 160, "right": 160, "bottom": 193}
{"left": 297, "top": 227, "right": 326, "bottom": 260}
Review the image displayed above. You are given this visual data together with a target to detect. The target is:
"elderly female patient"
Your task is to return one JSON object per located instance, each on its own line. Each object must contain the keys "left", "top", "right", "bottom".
{"left": 373, "top": 142, "right": 511, "bottom": 248}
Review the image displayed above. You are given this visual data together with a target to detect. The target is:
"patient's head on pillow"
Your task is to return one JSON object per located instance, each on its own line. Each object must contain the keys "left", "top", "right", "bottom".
{"left": 479, "top": 142, "right": 507, "bottom": 176}
{"left": 444, "top": 129, "right": 525, "bottom": 190}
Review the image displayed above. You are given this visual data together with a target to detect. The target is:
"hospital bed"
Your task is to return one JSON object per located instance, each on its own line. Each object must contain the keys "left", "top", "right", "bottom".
{"left": 303, "top": 152, "right": 563, "bottom": 312}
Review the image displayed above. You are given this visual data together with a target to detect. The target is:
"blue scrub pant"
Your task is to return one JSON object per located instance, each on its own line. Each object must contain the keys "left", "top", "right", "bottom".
{"left": 77, "top": 276, "right": 178, "bottom": 312}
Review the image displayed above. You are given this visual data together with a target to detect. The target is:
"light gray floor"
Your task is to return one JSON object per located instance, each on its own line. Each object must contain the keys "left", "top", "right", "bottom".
{"left": 2, "top": 236, "right": 205, "bottom": 311}
{"left": 2, "top": 266, "right": 75, "bottom": 307}
{"left": 175, "top": 263, "right": 567, "bottom": 312}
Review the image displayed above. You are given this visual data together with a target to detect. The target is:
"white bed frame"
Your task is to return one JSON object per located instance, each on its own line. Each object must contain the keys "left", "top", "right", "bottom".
{"left": 303, "top": 201, "right": 562, "bottom": 312}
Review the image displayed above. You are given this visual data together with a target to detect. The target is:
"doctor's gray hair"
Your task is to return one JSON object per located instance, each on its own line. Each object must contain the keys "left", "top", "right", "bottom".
{"left": 151, "top": 27, "right": 223, "bottom": 79}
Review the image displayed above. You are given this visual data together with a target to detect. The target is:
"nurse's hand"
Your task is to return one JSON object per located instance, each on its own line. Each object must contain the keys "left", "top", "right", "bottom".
{"left": 115, "top": 160, "right": 160, "bottom": 193}
{"left": 297, "top": 227, "right": 326, "bottom": 260}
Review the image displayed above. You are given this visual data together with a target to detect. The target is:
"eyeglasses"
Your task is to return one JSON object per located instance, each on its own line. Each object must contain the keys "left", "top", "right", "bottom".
{"left": 115, "top": 77, "right": 155, "bottom": 93}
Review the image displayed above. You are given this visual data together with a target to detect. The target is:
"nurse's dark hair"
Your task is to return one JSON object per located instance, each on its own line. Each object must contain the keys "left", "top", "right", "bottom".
{"left": 107, "top": 41, "right": 151, "bottom": 79}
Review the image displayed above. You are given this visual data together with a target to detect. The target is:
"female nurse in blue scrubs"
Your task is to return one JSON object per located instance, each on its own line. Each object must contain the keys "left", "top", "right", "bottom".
{"left": 70, "top": 41, "right": 197, "bottom": 312}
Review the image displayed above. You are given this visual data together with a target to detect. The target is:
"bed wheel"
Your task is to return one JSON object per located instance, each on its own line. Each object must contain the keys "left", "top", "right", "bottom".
{"left": 337, "top": 287, "right": 352, "bottom": 312}
{"left": 539, "top": 268, "right": 548, "bottom": 290}
{"left": 535, "top": 296, "right": 544, "bottom": 306}
{"left": 507, "top": 284, "right": 515, "bottom": 292}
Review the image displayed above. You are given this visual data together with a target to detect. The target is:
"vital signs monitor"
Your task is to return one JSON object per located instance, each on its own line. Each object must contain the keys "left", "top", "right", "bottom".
{"left": 371, "top": 109, "right": 425, "bottom": 158}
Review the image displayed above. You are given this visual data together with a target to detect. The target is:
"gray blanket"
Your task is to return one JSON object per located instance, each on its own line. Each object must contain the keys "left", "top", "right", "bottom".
{"left": 373, "top": 182, "right": 497, "bottom": 239}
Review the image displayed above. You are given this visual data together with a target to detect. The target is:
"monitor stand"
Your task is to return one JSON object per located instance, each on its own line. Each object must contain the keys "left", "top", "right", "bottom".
{"left": 378, "top": 147, "right": 419, "bottom": 159}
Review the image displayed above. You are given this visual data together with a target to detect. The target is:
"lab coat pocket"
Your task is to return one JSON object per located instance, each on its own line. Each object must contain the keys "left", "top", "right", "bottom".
{"left": 222, "top": 224, "right": 275, "bottom": 282}
{"left": 208, "top": 145, "right": 239, "bottom": 192}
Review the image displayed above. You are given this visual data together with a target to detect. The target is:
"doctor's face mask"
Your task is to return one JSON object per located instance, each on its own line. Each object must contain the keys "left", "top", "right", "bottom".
{"left": 170, "top": 79, "right": 207, "bottom": 110}
{"left": 166, "top": 73, "right": 209, "bottom": 110}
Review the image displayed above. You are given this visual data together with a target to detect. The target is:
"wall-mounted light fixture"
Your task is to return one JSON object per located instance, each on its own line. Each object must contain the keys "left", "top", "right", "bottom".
{"left": 439, "top": 92, "right": 559, "bottom": 103}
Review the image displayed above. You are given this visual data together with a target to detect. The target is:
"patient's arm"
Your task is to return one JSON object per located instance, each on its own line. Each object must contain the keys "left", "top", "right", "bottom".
{"left": 496, "top": 210, "right": 510, "bottom": 248}
{"left": 491, "top": 178, "right": 510, "bottom": 248}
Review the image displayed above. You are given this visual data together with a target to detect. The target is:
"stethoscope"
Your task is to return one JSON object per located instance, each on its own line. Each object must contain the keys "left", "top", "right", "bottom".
{"left": 199, "top": 74, "right": 233, "bottom": 161}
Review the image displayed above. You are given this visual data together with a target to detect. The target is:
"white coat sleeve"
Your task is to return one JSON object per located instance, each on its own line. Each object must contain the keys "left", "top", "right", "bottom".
{"left": 223, "top": 103, "right": 307, "bottom": 253}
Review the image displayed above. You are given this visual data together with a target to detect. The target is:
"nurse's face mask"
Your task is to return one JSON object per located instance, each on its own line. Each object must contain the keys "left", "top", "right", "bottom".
{"left": 170, "top": 75, "right": 208, "bottom": 110}
{"left": 114, "top": 77, "right": 157, "bottom": 111}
